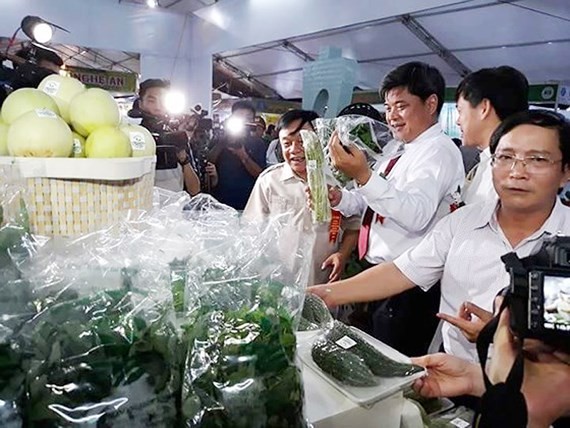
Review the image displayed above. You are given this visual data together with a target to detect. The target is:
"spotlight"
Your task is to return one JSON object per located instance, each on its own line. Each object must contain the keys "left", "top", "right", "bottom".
{"left": 146, "top": 0, "right": 159, "bottom": 8}
{"left": 20, "top": 16, "right": 68, "bottom": 44}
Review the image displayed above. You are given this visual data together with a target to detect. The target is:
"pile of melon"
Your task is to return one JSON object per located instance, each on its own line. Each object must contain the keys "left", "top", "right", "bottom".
{"left": 0, "top": 75, "right": 155, "bottom": 159}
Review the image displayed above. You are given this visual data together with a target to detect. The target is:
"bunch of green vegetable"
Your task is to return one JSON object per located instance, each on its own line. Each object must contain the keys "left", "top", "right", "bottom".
{"left": 19, "top": 287, "right": 180, "bottom": 427}
{"left": 300, "top": 129, "right": 331, "bottom": 224}
{"left": 182, "top": 273, "right": 306, "bottom": 428}
{"left": 313, "top": 118, "right": 351, "bottom": 187}
{"left": 348, "top": 122, "right": 381, "bottom": 154}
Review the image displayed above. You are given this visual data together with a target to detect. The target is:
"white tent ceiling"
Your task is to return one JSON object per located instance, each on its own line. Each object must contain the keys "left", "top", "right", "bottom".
{"left": 5, "top": 0, "right": 568, "bottom": 100}
{"left": 214, "top": 0, "right": 570, "bottom": 99}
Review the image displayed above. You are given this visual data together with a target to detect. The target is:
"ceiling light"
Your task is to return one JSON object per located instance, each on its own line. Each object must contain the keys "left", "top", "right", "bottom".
{"left": 146, "top": 0, "right": 158, "bottom": 8}
{"left": 19, "top": 15, "right": 69, "bottom": 44}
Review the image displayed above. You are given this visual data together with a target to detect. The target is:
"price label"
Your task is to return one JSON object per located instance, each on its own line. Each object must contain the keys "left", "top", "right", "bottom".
{"left": 129, "top": 132, "right": 146, "bottom": 150}
{"left": 335, "top": 335, "right": 357, "bottom": 350}
{"left": 450, "top": 418, "right": 470, "bottom": 428}
{"left": 307, "top": 159, "right": 317, "bottom": 171}
{"left": 72, "top": 138, "right": 82, "bottom": 154}
{"left": 35, "top": 109, "right": 57, "bottom": 119}
{"left": 42, "top": 80, "right": 60, "bottom": 95}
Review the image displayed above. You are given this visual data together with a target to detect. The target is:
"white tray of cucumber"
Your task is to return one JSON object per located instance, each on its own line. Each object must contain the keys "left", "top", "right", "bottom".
{"left": 297, "top": 323, "right": 427, "bottom": 407}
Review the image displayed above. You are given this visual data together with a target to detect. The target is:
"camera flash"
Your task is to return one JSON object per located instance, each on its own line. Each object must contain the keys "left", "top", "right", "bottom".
{"left": 164, "top": 90, "right": 186, "bottom": 115}
{"left": 226, "top": 117, "right": 245, "bottom": 136}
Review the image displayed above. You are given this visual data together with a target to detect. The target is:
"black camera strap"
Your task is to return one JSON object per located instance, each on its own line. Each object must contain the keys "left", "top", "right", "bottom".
{"left": 474, "top": 297, "right": 528, "bottom": 428}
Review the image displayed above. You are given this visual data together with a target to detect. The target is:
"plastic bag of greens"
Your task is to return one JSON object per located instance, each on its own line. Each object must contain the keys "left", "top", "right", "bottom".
{"left": 335, "top": 115, "right": 399, "bottom": 158}
{"left": 300, "top": 129, "right": 331, "bottom": 224}
{"left": 181, "top": 215, "right": 311, "bottom": 428}
{"left": 313, "top": 118, "right": 351, "bottom": 187}
{"left": 7, "top": 214, "right": 185, "bottom": 427}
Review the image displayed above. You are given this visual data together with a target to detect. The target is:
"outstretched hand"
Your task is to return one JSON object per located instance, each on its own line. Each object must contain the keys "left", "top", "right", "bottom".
{"left": 437, "top": 301, "right": 493, "bottom": 343}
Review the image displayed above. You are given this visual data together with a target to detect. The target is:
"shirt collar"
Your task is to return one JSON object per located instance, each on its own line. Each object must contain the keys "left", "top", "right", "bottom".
{"left": 479, "top": 147, "right": 492, "bottom": 164}
{"left": 538, "top": 198, "right": 569, "bottom": 236}
{"left": 473, "top": 199, "right": 501, "bottom": 230}
{"left": 476, "top": 197, "right": 569, "bottom": 236}
{"left": 280, "top": 162, "right": 305, "bottom": 182}
{"left": 406, "top": 123, "right": 443, "bottom": 146}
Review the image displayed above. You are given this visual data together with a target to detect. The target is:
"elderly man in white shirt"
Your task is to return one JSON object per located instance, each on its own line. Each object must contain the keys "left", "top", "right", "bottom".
{"left": 310, "top": 109, "right": 570, "bottom": 363}
{"left": 457, "top": 66, "right": 529, "bottom": 205}
{"left": 327, "top": 62, "right": 464, "bottom": 356}
{"left": 244, "top": 110, "right": 360, "bottom": 285}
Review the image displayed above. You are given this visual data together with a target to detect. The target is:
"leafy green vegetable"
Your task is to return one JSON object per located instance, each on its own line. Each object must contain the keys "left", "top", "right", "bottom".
{"left": 301, "top": 130, "right": 331, "bottom": 224}
{"left": 20, "top": 288, "right": 180, "bottom": 427}
{"left": 182, "top": 274, "right": 306, "bottom": 428}
{"left": 349, "top": 123, "right": 380, "bottom": 154}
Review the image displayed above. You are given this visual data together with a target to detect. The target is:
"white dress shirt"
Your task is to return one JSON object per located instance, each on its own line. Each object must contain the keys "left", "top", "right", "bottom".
{"left": 395, "top": 198, "right": 570, "bottom": 362}
{"left": 462, "top": 147, "right": 497, "bottom": 205}
{"left": 336, "top": 124, "right": 465, "bottom": 264}
{"left": 242, "top": 163, "right": 360, "bottom": 284}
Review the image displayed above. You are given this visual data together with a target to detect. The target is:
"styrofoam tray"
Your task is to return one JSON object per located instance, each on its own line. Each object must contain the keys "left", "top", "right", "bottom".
{"left": 0, "top": 156, "right": 156, "bottom": 180}
{"left": 297, "top": 326, "right": 426, "bottom": 407}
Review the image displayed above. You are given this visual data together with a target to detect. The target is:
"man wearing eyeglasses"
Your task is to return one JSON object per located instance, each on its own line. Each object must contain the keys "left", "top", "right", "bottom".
{"left": 309, "top": 109, "right": 570, "bottom": 362}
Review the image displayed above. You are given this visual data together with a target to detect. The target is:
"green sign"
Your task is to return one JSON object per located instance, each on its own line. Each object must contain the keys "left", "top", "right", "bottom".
{"left": 66, "top": 66, "right": 138, "bottom": 94}
{"left": 528, "top": 83, "right": 558, "bottom": 103}
{"left": 445, "top": 84, "right": 560, "bottom": 104}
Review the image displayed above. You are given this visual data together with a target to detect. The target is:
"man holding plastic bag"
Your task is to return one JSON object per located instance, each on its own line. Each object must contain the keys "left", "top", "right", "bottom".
{"left": 323, "top": 62, "right": 465, "bottom": 356}
{"left": 243, "top": 109, "right": 360, "bottom": 285}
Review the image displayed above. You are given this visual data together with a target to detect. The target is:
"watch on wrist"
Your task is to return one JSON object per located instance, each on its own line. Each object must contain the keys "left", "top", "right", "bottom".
{"left": 179, "top": 157, "right": 191, "bottom": 167}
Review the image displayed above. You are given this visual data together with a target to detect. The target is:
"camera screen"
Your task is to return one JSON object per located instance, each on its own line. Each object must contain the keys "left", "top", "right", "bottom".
{"left": 543, "top": 275, "right": 570, "bottom": 332}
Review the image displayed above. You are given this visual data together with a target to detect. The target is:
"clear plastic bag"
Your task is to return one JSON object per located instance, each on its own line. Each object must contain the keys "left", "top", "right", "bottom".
{"left": 300, "top": 129, "right": 332, "bottom": 224}
{"left": 313, "top": 116, "right": 404, "bottom": 188}
{"left": 181, "top": 214, "right": 311, "bottom": 428}
{"left": 0, "top": 191, "right": 310, "bottom": 427}
{"left": 0, "top": 163, "right": 32, "bottom": 428}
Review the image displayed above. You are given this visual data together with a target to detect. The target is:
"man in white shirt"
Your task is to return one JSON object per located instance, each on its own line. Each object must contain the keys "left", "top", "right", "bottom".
{"left": 243, "top": 110, "right": 360, "bottom": 285}
{"left": 457, "top": 66, "right": 529, "bottom": 204}
{"left": 310, "top": 109, "right": 570, "bottom": 362}
{"left": 328, "top": 62, "right": 464, "bottom": 356}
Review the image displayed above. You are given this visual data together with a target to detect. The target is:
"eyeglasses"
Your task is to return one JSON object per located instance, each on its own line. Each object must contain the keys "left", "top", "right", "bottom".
{"left": 490, "top": 153, "right": 562, "bottom": 173}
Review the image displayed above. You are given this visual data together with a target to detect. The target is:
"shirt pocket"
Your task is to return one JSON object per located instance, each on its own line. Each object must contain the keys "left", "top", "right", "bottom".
{"left": 269, "top": 195, "right": 291, "bottom": 214}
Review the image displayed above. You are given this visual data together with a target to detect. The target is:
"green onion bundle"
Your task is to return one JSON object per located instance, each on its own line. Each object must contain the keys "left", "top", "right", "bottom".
{"left": 300, "top": 130, "right": 331, "bottom": 224}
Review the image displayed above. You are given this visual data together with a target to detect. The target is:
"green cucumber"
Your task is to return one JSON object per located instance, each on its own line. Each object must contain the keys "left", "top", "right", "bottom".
{"left": 311, "top": 339, "right": 378, "bottom": 387}
{"left": 302, "top": 293, "right": 333, "bottom": 326}
{"left": 298, "top": 317, "right": 319, "bottom": 331}
{"left": 326, "top": 321, "right": 423, "bottom": 377}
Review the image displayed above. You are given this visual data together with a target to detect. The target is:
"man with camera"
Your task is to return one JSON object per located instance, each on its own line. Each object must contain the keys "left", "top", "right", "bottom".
{"left": 412, "top": 303, "right": 570, "bottom": 427}
{"left": 1, "top": 45, "right": 63, "bottom": 107}
{"left": 208, "top": 101, "right": 267, "bottom": 210}
{"left": 129, "top": 79, "right": 201, "bottom": 195}
{"left": 309, "top": 109, "right": 570, "bottom": 364}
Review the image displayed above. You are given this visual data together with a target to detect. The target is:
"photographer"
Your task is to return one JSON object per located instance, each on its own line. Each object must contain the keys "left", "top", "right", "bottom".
{"left": 1, "top": 45, "right": 63, "bottom": 107}
{"left": 411, "top": 306, "right": 570, "bottom": 428}
{"left": 208, "top": 101, "right": 267, "bottom": 210}
{"left": 309, "top": 109, "right": 570, "bottom": 361}
{"left": 129, "top": 79, "right": 201, "bottom": 195}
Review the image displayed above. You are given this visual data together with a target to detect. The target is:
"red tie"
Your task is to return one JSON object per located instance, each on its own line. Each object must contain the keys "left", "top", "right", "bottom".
{"left": 357, "top": 155, "right": 401, "bottom": 260}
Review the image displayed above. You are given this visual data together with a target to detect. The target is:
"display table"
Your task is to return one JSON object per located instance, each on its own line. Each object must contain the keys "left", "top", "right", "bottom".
{"left": 298, "top": 332, "right": 424, "bottom": 428}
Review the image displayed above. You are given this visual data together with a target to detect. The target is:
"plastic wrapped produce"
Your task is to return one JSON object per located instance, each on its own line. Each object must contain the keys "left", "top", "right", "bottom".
{"left": 0, "top": 189, "right": 310, "bottom": 427}
{"left": 312, "top": 116, "right": 404, "bottom": 188}
{"left": 181, "top": 211, "right": 310, "bottom": 428}
{"left": 301, "top": 129, "right": 331, "bottom": 224}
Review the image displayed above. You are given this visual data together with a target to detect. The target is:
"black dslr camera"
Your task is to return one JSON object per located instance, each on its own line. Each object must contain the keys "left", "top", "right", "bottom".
{"left": 502, "top": 236, "right": 570, "bottom": 352}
